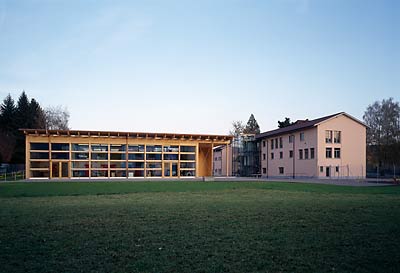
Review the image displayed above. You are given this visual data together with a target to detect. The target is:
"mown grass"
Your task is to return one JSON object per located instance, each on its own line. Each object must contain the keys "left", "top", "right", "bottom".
{"left": 1, "top": 181, "right": 400, "bottom": 272}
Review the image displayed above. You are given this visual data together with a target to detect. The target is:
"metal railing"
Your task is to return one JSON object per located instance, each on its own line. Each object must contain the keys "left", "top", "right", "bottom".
{"left": 0, "top": 171, "right": 26, "bottom": 182}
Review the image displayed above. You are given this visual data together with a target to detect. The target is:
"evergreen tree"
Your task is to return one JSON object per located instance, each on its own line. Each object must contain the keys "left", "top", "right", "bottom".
{"left": 15, "top": 91, "right": 31, "bottom": 129}
{"left": 30, "top": 98, "right": 46, "bottom": 129}
{"left": 278, "top": 117, "right": 293, "bottom": 128}
{"left": 243, "top": 114, "right": 260, "bottom": 134}
{"left": 0, "top": 94, "right": 17, "bottom": 135}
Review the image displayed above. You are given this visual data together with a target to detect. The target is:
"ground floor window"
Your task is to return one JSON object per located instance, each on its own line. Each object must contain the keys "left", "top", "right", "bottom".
{"left": 279, "top": 167, "right": 284, "bottom": 174}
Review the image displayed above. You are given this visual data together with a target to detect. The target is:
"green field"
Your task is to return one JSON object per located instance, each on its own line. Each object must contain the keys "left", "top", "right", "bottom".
{"left": 1, "top": 181, "right": 399, "bottom": 272}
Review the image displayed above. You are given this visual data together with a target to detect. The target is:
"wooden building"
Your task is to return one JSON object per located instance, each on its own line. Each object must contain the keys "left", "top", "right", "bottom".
{"left": 23, "top": 129, "right": 232, "bottom": 179}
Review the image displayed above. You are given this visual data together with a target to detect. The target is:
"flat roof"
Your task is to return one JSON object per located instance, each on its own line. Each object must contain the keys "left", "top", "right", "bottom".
{"left": 22, "top": 129, "right": 233, "bottom": 142}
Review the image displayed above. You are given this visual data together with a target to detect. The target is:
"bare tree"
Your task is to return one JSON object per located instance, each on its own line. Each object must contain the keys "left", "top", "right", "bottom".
{"left": 229, "top": 120, "right": 245, "bottom": 137}
{"left": 45, "top": 106, "right": 70, "bottom": 130}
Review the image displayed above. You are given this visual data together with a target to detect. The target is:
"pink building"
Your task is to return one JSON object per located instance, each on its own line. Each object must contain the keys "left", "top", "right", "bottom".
{"left": 257, "top": 112, "right": 367, "bottom": 179}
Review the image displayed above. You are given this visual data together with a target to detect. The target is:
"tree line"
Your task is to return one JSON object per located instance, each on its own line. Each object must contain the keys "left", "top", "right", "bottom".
{"left": 0, "top": 91, "right": 70, "bottom": 164}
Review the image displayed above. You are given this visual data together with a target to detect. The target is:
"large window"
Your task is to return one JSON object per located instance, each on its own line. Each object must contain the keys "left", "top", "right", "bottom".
{"left": 110, "top": 162, "right": 126, "bottom": 168}
{"left": 92, "top": 153, "right": 108, "bottom": 160}
{"left": 334, "top": 131, "right": 341, "bottom": 143}
{"left": 91, "top": 144, "right": 108, "bottom": 152}
{"left": 325, "top": 130, "right": 333, "bottom": 143}
{"left": 51, "top": 153, "right": 69, "bottom": 160}
{"left": 72, "top": 153, "right": 89, "bottom": 160}
{"left": 30, "top": 143, "right": 49, "bottom": 150}
{"left": 31, "top": 152, "right": 49, "bottom": 159}
{"left": 110, "top": 145, "right": 126, "bottom": 152}
{"left": 30, "top": 161, "right": 49, "bottom": 168}
{"left": 128, "top": 153, "right": 144, "bottom": 160}
{"left": 310, "top": 148, "right": 315, "bottom": 159}
{"left": 180, "top": 146, "right": 195, "bottom": 153}
{"left": 128, "top": 162, "right": 144, "bottom": 168}
{"left": 72, "top": 144, "right": 89, "bottom": 151}
{"left": 146, "top": 145, "right": 162, "bottom": 152}
{"left": 110, "top": 153, "right": 125, "bottom": 160}
{"left": 180, "top": 154, "right": 195, "bottom": 161}
{"left": 147, "top": 154, "right": 162, "bottom": 160}
{"left": 52, "top": 143, "right": 69, "bottom": 151}
{"left": 163, "top": 145, "right": 179, "bottom": 152}
{"left": 91, "top": 161, "right": 108, "bottom": 169}
{"left": 164, "top": 154, "right": 179, "bottom": 160}
{"left": 326, "top": 148, "right": 332, "bottom": 158}
{"left": 128, "top": 145, "right": 145, "bottom": 152}
{"left": 72, "top": 161, "right": 89, "bottom": 169}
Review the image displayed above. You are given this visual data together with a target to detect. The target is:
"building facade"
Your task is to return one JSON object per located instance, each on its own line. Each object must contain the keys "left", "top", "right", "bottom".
{"left": 256, "top": 112, "right": 366, "bottom": 179}
{"left": 24, "top": 129, "right": 232, "bottom": 179}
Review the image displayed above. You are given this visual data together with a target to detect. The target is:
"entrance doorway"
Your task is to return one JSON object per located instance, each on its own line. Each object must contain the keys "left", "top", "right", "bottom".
{"left": 164, "top": 162, "right": 178, "bottom": 177}
{"left": 326, "top": 166, "right": 331, "bottom": 177}
{"left": 52, "top": 162, "right": 69, "bottom": 178}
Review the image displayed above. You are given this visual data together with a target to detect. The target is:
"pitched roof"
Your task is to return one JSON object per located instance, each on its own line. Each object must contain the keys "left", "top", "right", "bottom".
{"left": 255, "top": 112, "right": 365, "bottom": 139}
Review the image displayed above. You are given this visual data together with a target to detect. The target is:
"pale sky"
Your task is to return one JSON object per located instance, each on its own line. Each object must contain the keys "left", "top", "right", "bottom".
{"left": 0, "top": 0, "right": 399, "bottom": 134}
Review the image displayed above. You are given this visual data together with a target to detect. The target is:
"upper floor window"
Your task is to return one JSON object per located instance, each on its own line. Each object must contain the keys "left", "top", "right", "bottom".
{"left": 299, "top": 149, "right": 303, "bottom": 160}
{"left": 279, "top": 137, "right": 283, "bottom": 148}
{"left": 271, "top": 140, "right": 274, "bottom": 150}
{"left": 289, "top": 150, "right": 293, "bottom": 158}
{"left": 310, "top": 148, "right": 315, "bottom": 159}
{"left": 304, "top": 149, "right": 309, "bottom": 159}
{"left": 334, "top": 148, "right": 341, "bottom": 158}
{"left": 263, "top": 141, "right": 266, "bottom": 147}
{"left": 279, "top": 151, "right": 283, "bottom": 159}
{"left": 275, "top": 139, "right": 278, "bottom": 149}
{"left": 263, "top": 153, "right": 266, "bottom": 160}
{"left": 334, "top": 131, "right": 341, "bottom": 143}
{"left": 289, "top": 135, "right": 294, "bottom": 143}
{"left": 271, "top": 152, "right": 274, "bottom": 160}
{"left": 325, "top": 130, "right": 333, "bottom": 143}
{"left": 326, "top": 148, "right": 332, "bottom": 158}
{"left": 300, "top": 132, "right": 305, "bottom": 141}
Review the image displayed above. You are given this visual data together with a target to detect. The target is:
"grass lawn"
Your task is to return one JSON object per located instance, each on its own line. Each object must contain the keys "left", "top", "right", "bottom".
{"left": 1, "top": 181, "right": 399, "bottom": 273}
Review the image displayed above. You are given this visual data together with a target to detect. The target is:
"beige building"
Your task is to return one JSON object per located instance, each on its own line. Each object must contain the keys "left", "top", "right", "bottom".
{"left": 23, "top": 129, "right": 232, "bottom": 179}
{"left": 257, "top": 112, "right": 366, "bottom": 179}
{"left": 213, "top": 145, "right": 232, "bottom": 176}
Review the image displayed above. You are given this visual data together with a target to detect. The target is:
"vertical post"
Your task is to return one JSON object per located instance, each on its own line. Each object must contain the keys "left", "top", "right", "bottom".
{"left": 25, "top": 133, "right": 30, "bottom": 179}
{"left": 293, "top": 135, "right": 295, "bottom": 179}
{"left": 226, "top": 143, "right": 229, "bottom": 177}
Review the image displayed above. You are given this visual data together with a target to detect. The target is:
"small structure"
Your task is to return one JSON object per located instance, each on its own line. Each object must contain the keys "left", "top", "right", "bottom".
{"left": 23, "top": 129, "right": 232, "bottom": 179}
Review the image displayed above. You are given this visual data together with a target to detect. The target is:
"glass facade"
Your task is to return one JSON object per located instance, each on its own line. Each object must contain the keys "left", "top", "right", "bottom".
{"left": 29, "top": 142, "right": 198, "bottom": 179}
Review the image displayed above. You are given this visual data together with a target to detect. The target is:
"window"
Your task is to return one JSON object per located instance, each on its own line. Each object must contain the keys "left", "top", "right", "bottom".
{"left": 300, "top": 132, "right": 305, "bottom": 141}
{"left": 326, "top": 148, "right": 332, "bottom": 158}
{"left": 271, "top": 152, "right": 274, "bottom": 160}
{"left": 147, "top": 154, "right": 162, "bottom": 160}
{"left": 110, "top": 145, "right": 126, "bottom": 152}
{"left": 279, "top": 137, "right": 283, "bottom": 148}
{"left": 289, "top": 150, "right": 293, "bottom": 158}
{"left": 275, "top": 139, "right": 278, "bottom": 149}
{"left": 128, "top": 145, "right": 145, "bottom": 152}
{"left": 128, "top": 153, "right": 144, "bottom": 160}
{"left": 52, "top": 143, "right": 69, "bottom": 151}
{"left": 299, "top": 149, "right": 303, "bottom": 160}
{"left": 92, "top": 153, "right": 108, "bottom": 160}
{"left": 325, "top": 130, "right": 333, "bottom": 143}
{"left": 30, "top": 152, "right": 49, "bottom": 159}
{"left": 320, "top": 166, "right": 324, "bottom": 172}
{"left": 279, "top": 151, "right": 283, "bottom": 159}
{"left": 262, "top": 168, "right": 266, "bottom": 174}
{"left": 279, "top": 167, "right": 284, "bottom": 174}
{"left": 164, "top": 154, "right": 179, "bottom": 160}
{"left": 110, "top": 153, "right": 125, "bottom": 160}
{"left": 304, "top": 149, "right": 309, "bottom": 159}
{"left": 181, "top": 154, "right": 195, "bottom": 161}
{"left": 336, "top": 166, "right": 340, "bottom": 172}
{"left": 163, "top": 145, "right": 179, "bottom": 152}
{"left": 289, "top": 135, "right": 294, "bottom": 143}
{"left": 271, "top": 140, "right": 274, "bottom": 150}
{"left": 334, "top": 131, "right": 341, "bottom": 143}
{"left": 72, "top": 144, "right": 89, "bottom": 151}
{"left": 52, "top": 153, "right": 69, "bottom": 160}
{"left": 30, "top": 143, "right": 49, "bottom": 150}
{"left": 180, "top": 146, "right": 196, "bottom": 153}
{"left": 334, "top": 148, "right": 341, "bottom": 158}
{"left": 263, "top": 141, "right": 266, "bottom": 147}
{"left": 146, "top": 145, "right": 162, "bottom": 152}
{"left": 263, "top": 153, "right": 266, "bottom": 160}
{"left": 91, "top": 144, "right": 108, "bottom": 152}
{"left": 310, "top": 148, "right": 315, "bottom": 159}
